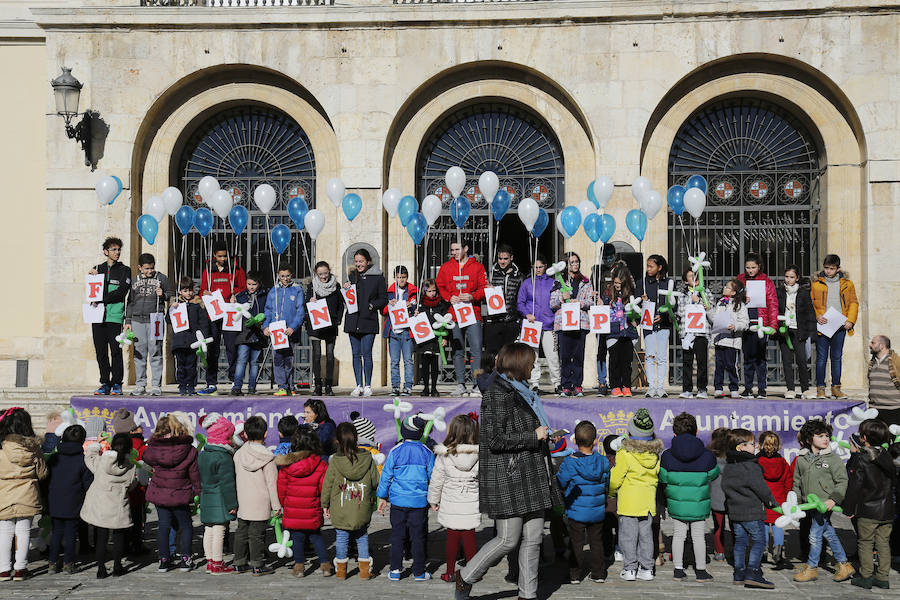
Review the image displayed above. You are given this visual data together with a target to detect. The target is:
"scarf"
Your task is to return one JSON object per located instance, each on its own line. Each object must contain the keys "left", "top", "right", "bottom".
{"left": 785, "top": 282, "right": 799, "bottom": 328}
{"left": 311, "top": 273, "right": 339, "bottom": 299}
{"left": 500, "top": 373, "right": 550, "bottom": 429}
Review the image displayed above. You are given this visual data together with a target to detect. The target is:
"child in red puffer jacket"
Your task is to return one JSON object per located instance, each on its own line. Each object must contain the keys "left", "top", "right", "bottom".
{"left": 276, "top": 426, "right": 330, "bottom": 577}
{"left": 757, "top": 431, "right": 793, "bottom": 570}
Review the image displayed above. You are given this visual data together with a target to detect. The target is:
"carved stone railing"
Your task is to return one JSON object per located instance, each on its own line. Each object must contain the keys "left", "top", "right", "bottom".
{"left": 140, "top": 0, "right": 333, "bottom": 6}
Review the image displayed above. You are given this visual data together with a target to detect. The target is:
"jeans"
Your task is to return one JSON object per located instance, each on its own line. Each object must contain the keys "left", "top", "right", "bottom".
{"left": 643, "top": 329, "right": 670, "bottom": 390}
{"left": 388, "top": 332, "right": 414, "bottom": 390}
{"left": 780, "top": 329, "right": 810, "bottom": 391}
{"left": 156, "top": 505, "right": 192, "bottom": 560}
{"left": 681, "top": 336, "right": 708, "bottom": 392}
{"left": 733, "top": 519, "right": 765, "bottom": 570}
{"left": 567, "top": 519, "right": 606, "bottom": 577}
{"left": 558, "top": 330, "right": 586, "bottom": 389}
{"left": 390, "top": 506, "right": 427, "bottom": 575}
{"left": 335, "top": 528, "right": 369, "bottom": 560}
{"left": 233, "top": 344, "right": 261, "bottom": 390}
{"left": 131, "top": 319, "right": 163, "bottom": 389}
{"left": 49, "top": 517, "right": 79, "bottom": 565}
{"left": 528, "top": 329, "right": 560, "bottom": 387}
{"left": 596, "top": 361, "right": 608, "bottom": 386}
{"left": 714, "top": 346, "right": 740, "bottom": 392}
{"left": 672, "top": 519, "right": 706, "bottom": 570}
{"left": 807, "top": 512, "right": 847, "bottom": 567}
{"left": 461, "top": 512, "right": 544, "bottom": 599}
{"left": 815, "top": 328, "right": 846, "bottom": 387}
{"left": 273, "top": 347, "right": 294, "bottom": 390}
{"left": 451, "top": 321, "right": 483, "bottom": 385}
{"left": 92, "top": 322, "right": 124, "bottom": 386}
{"left": 349, "top": 333, "right": 376, "bottom": 386}
{"left": 290, "top": 529, "right": 329, "bottom": 565}
{"left": 310, "top": 335, "right": 336, "bottom": 384}
{"left": 742, "top": 332, "right": 768, "bottom": 390}
{"left": 619, "top": 515, "right": 653, "bottom": 572}
{"left": 766, "top": 523, "right": 784, "bottom": 546}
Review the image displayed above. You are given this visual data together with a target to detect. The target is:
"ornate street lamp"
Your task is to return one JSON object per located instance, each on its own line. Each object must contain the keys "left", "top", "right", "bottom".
{"left": 50, "top": 66, "right": 100, "bottom": 170}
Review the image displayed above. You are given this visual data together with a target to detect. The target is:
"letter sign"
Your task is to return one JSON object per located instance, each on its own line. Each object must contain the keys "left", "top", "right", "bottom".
{"left": 641, "top": 301, "right": 656, "bottom": 331}
{"left": 519, "top": 320, "right": 542, "bottom": 348}
{"left": 341, "top": 285, "right": 358, "bottom": 314}
{"left": 307, "top": 299, "right": 332, "bottom": 330}
{"left": 684, "top": 305, "right": 707, "bottom": 334}
{"left": 589, "top": 305, "right": 610, "bottom": 334}
{"left": 409, "top": 313, "right": 435, "bottom": 343}
{"left": 150, "top": 312, "right": 165, "bottom": 341}
{"left": 561, "top": 302, "right": 581, "bottom": 331}
{"left": 222, "top": 304, "right": 242, "bottom": 332}
{"left": 484, "top": 286, "right": 507, "bottom": 316}
{"left": 169, "top": 303, "right": 189, "bottom": 333}
{"left": 202, "top": 290, "right": 226, "bottom": 322}
{"left": 389, "top": 300, "right": 410, "bottom": 330}
{"left": 269, "top": 320, "right": 290, "bottom": 350}
{"left": 85, "top": 274, "right": 105, "bottom": 302}
{"left": 454, "top": 302, "right": 476, "bottom": 329}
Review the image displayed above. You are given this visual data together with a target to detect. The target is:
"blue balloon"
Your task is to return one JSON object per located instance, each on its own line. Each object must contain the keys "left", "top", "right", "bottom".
{"left": 271, "top": 224, "right": 291, "bottom": 255}
{"left": 194, "top": 207, "right": 213, "bottom": 238}
{"left": 667, "top": 185, "right": 686, "bottom": 216}
{"left": 397, "top": 195, "right": 418, "bottom": 226}
{"left": 288, "top": 197, "right": 309, "bottom": 230}
{"left": 450, "top": 196, "right": 471, "bottom": 228}
{"left": 626, "top": 209, "right": 648, "bottom": 242}
{"left": 342, "top": 193, "right": 362, "bottom": 222}
{"left": 137, "top": 214, "right": 158, "bottom": 245}
{"left": 175, "top": 206, "right": 195, "bottom": 236}
{"left": 532, "top": 208, "right": 549, "bottom": 237}
{"left": 491, "top": 189, "right": 511, "bottom": 221}
{"left": 586, "top": 180, "right": 599, "bottom": 209}
{"left": 229, "top": 205, "right": 249, "bottom": 236}
{"left": 583, "top": 213, "right": 602, "bottom": 243}
{"left": 406, "top": 213, "right": 428, "bottom": 245}
{"left": 686, "top": 175, "right": 708, "bottom": 195}
{"left": 599, "top": 214, "right": 616, "bottom": 243}
{"left": 559, "top": 206, "right": 582, "bottom": 238}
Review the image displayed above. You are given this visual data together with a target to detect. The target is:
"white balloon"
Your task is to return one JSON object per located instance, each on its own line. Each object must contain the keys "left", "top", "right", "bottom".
{"left": 683, "top": 187, "right": 706, "bottom": 219}
{"left": 95, "top": 176, "right": 118, "bottom": 206}
{"left": 304, "top": 209, "right": 325, "bottom": 240}
{"left": 162, "top": 187, "right": 183, "bottom": 216}
{"left": 445, "top": 166, "right": 466, "bottom": 198}
{"left": 593, "top": 176, "right": 614, "bottom": 208}
{"left": 478, "top": 171, "right": 499, "bottom": 205}
{"left": 642, "top": 190, "right": 663, "bottom": 220}
{"left": 382, "top": 188, "right": 402, "bottom": 218}
{"left": 253, "top": 184, "right": 277, "bottom": 215}
{"left": 517, "top": 198, "right": 539, "bottom": 232}
{"left": 631, "top": 176, "right": 652, "bottom": 204}
{"left": 577, "top": 200, "right": 595, "bottom": 221}
{"left": 555, "top": 212, "right": 572, "bottom": 239}
{"left": 211, "top": 189, "right": 233, "bottom": 219}
{"left": 146, "top": 195, "right": 166, "bottom": 223}
{"left": 325, "top": 177, "right": 345, "bottom": 209}
{"left": 198, "top": 176, "right": 219, "bottom": 202}
{"left": 421, "top": 194, "right": 442, "bottom": 226}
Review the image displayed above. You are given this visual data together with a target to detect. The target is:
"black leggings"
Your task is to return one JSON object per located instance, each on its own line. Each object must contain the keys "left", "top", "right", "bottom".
{"left": 609, "top": 338, "right": 633, "bottom": 389}
{"left": 96, "top": 527, "right": 126, "bottom": 568}
{"left": 420, "top": 354, "right": 439, "bottom": 389}
{"left": 311, "top": 336, "right": 336, "bottom": 383}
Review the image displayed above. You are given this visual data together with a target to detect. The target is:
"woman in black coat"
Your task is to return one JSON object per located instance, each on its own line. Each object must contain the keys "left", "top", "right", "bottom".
{"left": 456, "top": 343, "right": 563, "bottom": 600}
{"left": 342, "top": 249, "right": 388, "bottom": 396}
{"left": 305, "top": 261, "right": 344, "bottom": 396}
{"left": 776, "top": 265, "right": 816, "bottom": 398}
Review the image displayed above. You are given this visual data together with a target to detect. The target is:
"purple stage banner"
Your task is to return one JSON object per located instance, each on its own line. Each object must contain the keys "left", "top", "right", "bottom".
{"left": 69, "top": 395, "right": 864, "bottom": 463}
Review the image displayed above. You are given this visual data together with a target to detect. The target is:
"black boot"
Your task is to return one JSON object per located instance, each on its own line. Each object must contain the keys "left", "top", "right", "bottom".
{"left": 313, "top": 378, "right": 323, "bottom": 396}
{"left": 772, "top": 545, "right": 791, "bottom": 570}
{"left": 323, "top": 379, "right": 334, "bottom": 396}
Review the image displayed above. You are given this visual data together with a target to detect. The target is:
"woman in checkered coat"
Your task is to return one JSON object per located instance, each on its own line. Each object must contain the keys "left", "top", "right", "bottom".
{"left": 455, "top": 343, "right": 563, "bottom": 600}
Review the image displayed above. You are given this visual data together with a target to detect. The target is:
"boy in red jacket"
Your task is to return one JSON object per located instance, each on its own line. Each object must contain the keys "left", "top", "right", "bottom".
{"left": 736, "top": 253, "right": 777, "bottom": 398}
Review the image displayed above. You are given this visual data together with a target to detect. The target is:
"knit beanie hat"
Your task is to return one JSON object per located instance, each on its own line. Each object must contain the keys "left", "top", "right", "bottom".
{"left": 350, "top": 411, "right": 376, "bottom": 445}
{"left": 202, "top": 413, "right": 235, "bottom": 447}
{"left": 111, "top": 408, "right": 137, "bottom": 434}
{"left": 627, "top": 408, "right": 655, "bottom": 439}
{"left": 399, "top": 413, "right": 428, "bottom": 442}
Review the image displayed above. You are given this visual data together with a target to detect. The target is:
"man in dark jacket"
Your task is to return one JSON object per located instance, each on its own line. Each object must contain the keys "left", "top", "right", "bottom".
{"left": 89, "top": 236, "right": 131, "bottom": 396}
{"left": 484, "top": 245, "right": 524, "bottom": 355}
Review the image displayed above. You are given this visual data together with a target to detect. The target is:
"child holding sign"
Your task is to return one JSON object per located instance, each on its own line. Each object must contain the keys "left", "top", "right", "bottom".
{"left": 549, "top": 253, "right": 593, "bottom": 397}
{"left": 168, "top": 277, "right": 211, "bottom": 396}
{"left": 263, "top": 264, "right": 306, "bottom": 397}
{"left": 88, "top": 237, "right": 132, "bottom": 396}
{"left": 810, "top": 254, "right": 859, "bottom": 398}
{"left": 124, "top": 253, "right": 174, "bottom": 397}
{"left": 736, "top": 253, "right": 778, "bottom": 398}
{"left": 776, "top": 265, "right": 816, "bottom": 399}
{"left": 676, "top": 268, "right": 709, "bottom": 399}
{"left": 605, "top": 264, "right": 639, "bottom": 397}
{"left": 382, "top": 266, "right": 418, "bottom": 396}
{"left": 709, "top": 279, "right": 749, "bottom": 398}
{"left": 415, "top": 279, "right": 448, "bottom": 396}
{"left": 304, "top": 261, "right": 344, "bottom": 396}
{"left": 232, "top": 271, "right": 268, "bottom": 396}
{"left": 635, "top": 255, "right": 673, "bottom": 398}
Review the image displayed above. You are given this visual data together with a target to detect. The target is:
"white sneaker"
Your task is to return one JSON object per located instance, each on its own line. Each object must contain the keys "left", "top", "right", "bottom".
{"left": 678, "top": 391, "right": 693, "bottom": 399}
{"left": 714, "top": 389, "right": 725, "bottom": 398}
{"left": 620, "top": 569, "right": 636, "bottom": 581}
{"left": 785, "top": 390, "right": 797, "bottom": 399}
{"left": 636, "top": 567, "right": 654, "bottom": 581}
{"left": 363, "top": 386, "right": 373, "bottom": 397}
{"left": 696, "top": 390, "right": 708, "bottom": 399}
{"left": 614, "top": 550, "right": 623, "bottom": 563}
{"left": 454, "top": 384, "right": 467, "bottom": 397}
{"left": 469, "top": 387, "right": 482, "bottom": 398}
{"left": 730, "top": 391, "right": 740, "bottom": 398}
{"left": 350, "top": 385, "right": 363, "bottom": 397}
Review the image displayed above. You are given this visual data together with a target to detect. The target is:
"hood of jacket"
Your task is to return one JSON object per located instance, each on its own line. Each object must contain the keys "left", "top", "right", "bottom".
{"left": 329, "top": 451, "right": 374, "bottom": 481}
{"left": 862, "top": 445, "right": 896, "bottom": 477}
{"left": 669, "top": 434, "right": 706, "bottom": 464}
{"left": 566, "top": 451, "right": 610, "bottom": 482}
{"left": 236, "top": 441, "right": 275, "bottom": 472}
{"left": 275, "top": 450, "right": 323, "bottom": 477}
{"left": 726, "top": 449, "right": 759, "bottom": 464}
{"left": 146, "top": 435, "right": 194, "bottom": 467}
{"left": 95, "top": 449, "right": 134, "bottom": 478}
{"left": 434, "top": 444, "right": 479, "bottom": 472}
{"left": 797, "top": 446, "right": 833, "bottom": 459}
{"left": 358, "top": 264, "right": 383, "bottom": 277}
{"left": 490, "top": 262, "right": 521, "bottom": 279}
{"left": 758, "top": 454, "right": 789, "bottom": 482}
{"left": 621, "top": 438, "right": 663, "bottom": 467}
{"left": 0, "top": 434, "right": 41, "bottom": 465}
{"left": 57, "top": 441, "right": 85, "bottom": 457}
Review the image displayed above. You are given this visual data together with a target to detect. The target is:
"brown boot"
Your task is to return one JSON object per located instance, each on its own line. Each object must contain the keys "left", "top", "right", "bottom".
{"left": 831, "top": 385, "right": 846, "bottom": 399}
{"left": 334, "top": 558, "right": 348, "bottom": 580}
{"left": 794, "top": 566, "right": 818, "bottom": 582}
{"left": 833, "top": 562, "right": 855, "bottom": 582}
{"left": 319, "top": 562, "right": 334, "bottom": 577}
{"left": 291, "top": 563, "right": 305, "bottom": 578}
{"left": 358, "top": 557, "right": 372, "bottom": 580}
{"left": 816, "top": 386, "right": 827, "bottom": 398}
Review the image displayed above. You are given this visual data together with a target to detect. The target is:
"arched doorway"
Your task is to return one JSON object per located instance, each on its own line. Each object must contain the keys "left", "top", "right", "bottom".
{"left": 667, "top": 97, "right": 823, "bottom": 384}
{"left": 175, "top": 104, "right": 317, "bottom": 388}
{"left": 416, "top": 102, "right": 564, "bottom": 278}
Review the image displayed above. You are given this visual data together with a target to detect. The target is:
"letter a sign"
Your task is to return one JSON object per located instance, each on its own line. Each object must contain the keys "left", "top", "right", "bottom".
{"left": 306, "top": 299, "right": 332, "bottom": 330}
{"left": 640, "top": 301, "right": 656, "bottom": 331}
{"left": 484, "top": 286, "right": 507, "bottom": 316}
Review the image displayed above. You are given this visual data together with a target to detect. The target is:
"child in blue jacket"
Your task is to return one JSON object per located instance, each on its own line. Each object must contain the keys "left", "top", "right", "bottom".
{"left": 376, "top": 414, "right": 435, "bottom": 581}
{"left": 556, "top": 421, "right": 611, "bottom": 584}
{"left": 262, "top": 264, "right": 305, "bottom": 396}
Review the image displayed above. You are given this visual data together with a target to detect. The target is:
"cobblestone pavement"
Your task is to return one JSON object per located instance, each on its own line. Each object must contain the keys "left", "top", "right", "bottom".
{"left": 5, "top": 509, "right": 897, "bottom": 600}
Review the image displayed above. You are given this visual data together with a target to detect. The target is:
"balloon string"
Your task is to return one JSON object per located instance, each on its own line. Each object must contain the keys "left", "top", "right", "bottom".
{"left": 298, "top": 232, "right": 314, "bottom": 279}
{"left": 418, "top": 229, "right": 431, "bottom": 287}
{"left": 266, "top": 215, "right": 277, "bottom": 299}
{"left": 529, "top": 233, "right": 536, "bottom": 317}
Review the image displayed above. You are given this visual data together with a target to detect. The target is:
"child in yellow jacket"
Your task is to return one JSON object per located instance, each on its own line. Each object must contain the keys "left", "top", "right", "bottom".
{"left": 609, "top": 408, "right": 663, "bottom": 582}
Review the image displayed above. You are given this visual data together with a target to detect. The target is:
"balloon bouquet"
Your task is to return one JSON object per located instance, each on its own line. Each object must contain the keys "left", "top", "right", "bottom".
{"left": 580, "top": 176, "right": 616, "bottom": 300}
{"left": 625, "top": 175, "right": 664, "bottom": 251}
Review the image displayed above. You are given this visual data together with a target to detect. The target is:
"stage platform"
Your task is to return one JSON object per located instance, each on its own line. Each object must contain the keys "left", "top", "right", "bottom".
{"left": 70, "top": 394, "right": 863, "bottom": 461}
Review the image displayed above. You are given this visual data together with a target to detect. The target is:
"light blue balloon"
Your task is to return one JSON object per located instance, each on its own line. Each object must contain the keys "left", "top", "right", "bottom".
{"left": 586, "top": 180, "right": 599, "bottom": 209}
{"left": 599, "top": 214, "right": 616, "bottom": 243}
{"left": 686, "top": 175, "right": 708, "bottom": 195}
{"left": 667, "top": 185, "right": 686, "bottom": 216}
{"left": 137, "top": 214, "right": 158, "bottom": 245}
{"left": 175, "top": 206, "right": 195, "bottom": 236}
{"left": 271, "top": 224, "right": 291, "bottom": 255}
{"left": 342, "top": 193, "right": 362, "bottom": 222}
{"left": 626, "top": 209, "right": 648, "bottom": 242}
{"left": 583, "top": 213, "right": 602, "bottom": 243}
{"left": 288, "top": 197, "right": 309, "bottom": 230}
{"left": 194, "top": 207, "right": 213, "bottom": 238}
{"left": 406, "top": 213, "right": 428, "bottom": 245}
{"left": 532, "top": 208, "right": 549, "bottom": 237}
{"left": 229, "top": 205, "right": 249, "bottom": 236}
{"left": 397, "top": 195, "right": 418, "bottom": 226}
{"left": 450, "top": 196, "right": 471, "bottom": 229}
{"left": 491, "top": 189, "right": 511, "bottom": 221}
{"left": 559, "top": 206, "right": 582, "bottom": 238}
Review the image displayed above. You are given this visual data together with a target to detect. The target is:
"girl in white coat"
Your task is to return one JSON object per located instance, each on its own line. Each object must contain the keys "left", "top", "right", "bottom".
{"left": 428, "top": 413, "right": 480, "bottom": 582}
